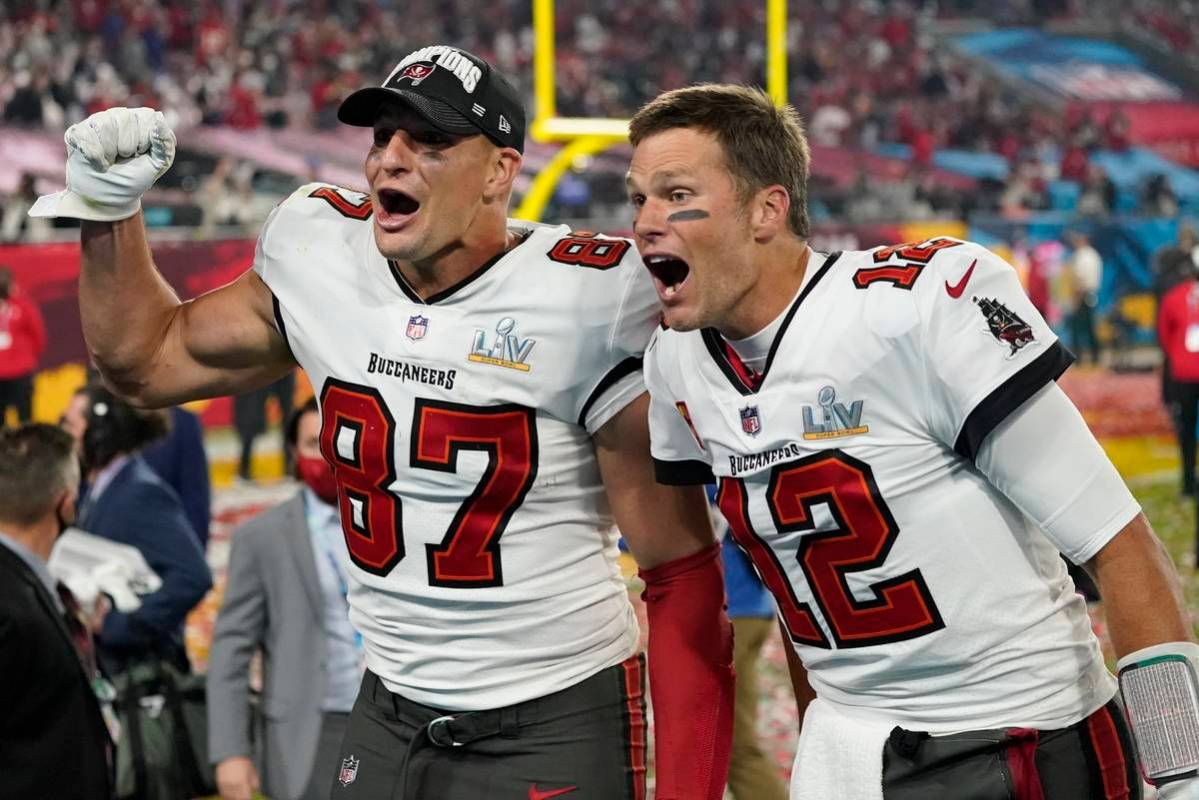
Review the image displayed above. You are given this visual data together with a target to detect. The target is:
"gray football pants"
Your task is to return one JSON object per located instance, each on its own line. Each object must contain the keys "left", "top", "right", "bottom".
{"left": 329, "top": 654, "right": 647, "bottom": 800}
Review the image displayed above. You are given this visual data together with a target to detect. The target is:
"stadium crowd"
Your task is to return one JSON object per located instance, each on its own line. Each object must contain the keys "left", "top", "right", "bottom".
{"left": 2, "top": 0, "right": 1182, "bottom": 225}
{"left": 0, "top": 0, "right": 1129, "bottom": 148}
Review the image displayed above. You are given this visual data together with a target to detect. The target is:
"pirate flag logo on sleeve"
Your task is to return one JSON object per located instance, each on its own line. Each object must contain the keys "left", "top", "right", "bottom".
{"left": 973, "top": 296, "right": 1035, "bottom": 356}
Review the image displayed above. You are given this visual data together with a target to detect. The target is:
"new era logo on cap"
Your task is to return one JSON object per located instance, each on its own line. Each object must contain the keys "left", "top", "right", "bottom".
{"left": 337, "top": 44, "right": 526, "bottom": 153}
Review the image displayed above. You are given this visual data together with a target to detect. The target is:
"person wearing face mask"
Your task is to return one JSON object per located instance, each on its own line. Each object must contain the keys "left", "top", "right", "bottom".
{"left": 0, "top": 423, "right": 114, "bottom": 800}
{"left": 207, "top": 396, "right": 362, "bottom": 800}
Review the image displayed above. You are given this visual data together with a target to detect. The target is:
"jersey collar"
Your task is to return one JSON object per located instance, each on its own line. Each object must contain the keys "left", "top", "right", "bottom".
{"left": 700, "top": 251, "right": 842, "bottom": 396}
{"left": 387, "top": 228, "right": 534, "bottom": 305}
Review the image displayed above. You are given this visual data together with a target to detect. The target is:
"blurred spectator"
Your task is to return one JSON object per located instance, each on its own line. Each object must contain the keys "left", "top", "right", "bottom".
{"left": 810, "top": 101, "right": 852, "bottom": 147}
{"left": 1153, "top": 224, "right": 1199, "bottom": 440}
{"left": 142, "top": 405, "right": 212, "bottom": 551}
{"left": 1103, "top": 108, "right": 1132, "bottom": 152}
{"left": 1026, "top": 240, "right": 1054, "bottom": 322}
{"left": 208, "top": 398, "right": 362, "bottom": 800}
{"left": 1158, "top": 261, "right": 1199, "bottom": 501}
{"left": 1076, "top": 165, "right": 1116, "bottom": 217}
{"left": 0, "top": 423, "right": 112, "bottom": 800}
{"left": 3, "top": 67, "right": 62, "bottom": 127}
{"left": 1143, "top": 173, "right": 1179, "bottom": 218}
{"left": 1066, "top": 231, "right": 1103, "bottom": 365}
{"left": 60, "top": 384, "right": 212, "bottom": 676}
{"left": 224, "top": 72, "right": 264, "bottom": 130}
{"left": 2, "top": 173, "right": 52, "bottom": 242}
{"left": 1058, "top": 136, "right": 1090, "bottom": 184}
{"left": 233, "top": 371, "right": 296, "bottom": 482}
{"left": 0, "top": 266, "right": 46, "bottom": 425}
{"left": 1154, "top": 223, "right": 1199, "bottom": 300}
{"left": 1000, "top": 161, "right": 1048, "bottom": 219}
{"left": 200, "top": 158, "right": 274, "bottom": 234}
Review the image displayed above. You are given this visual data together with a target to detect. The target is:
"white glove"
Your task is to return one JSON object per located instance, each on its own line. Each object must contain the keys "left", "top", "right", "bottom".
{"left": 1159, "top": 778, "right": 1199, "bottom": 799}
{"left": 28, "top": 106, "right": 176, "bottom": 221}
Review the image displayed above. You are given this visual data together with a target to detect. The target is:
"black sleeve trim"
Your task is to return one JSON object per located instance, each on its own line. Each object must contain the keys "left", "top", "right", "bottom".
{"left": 953, "top": 340, "right": 1075, "bottom": 462}
{"left": 271, "top": 293, "right": 294, "bottom": 357}
{"left": 653, "top": 458, "right": 716, "bottom": 486}
{"left": 577, "top": 356, "right": 643, "bottom": 427}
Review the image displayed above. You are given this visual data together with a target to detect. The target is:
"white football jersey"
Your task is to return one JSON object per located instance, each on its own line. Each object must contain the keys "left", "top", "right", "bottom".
{"left": 646, "top": 238, "right": 1122, "bottom": 733}
{"left": 253, "top": 183, "right": 658, "bottom": 710}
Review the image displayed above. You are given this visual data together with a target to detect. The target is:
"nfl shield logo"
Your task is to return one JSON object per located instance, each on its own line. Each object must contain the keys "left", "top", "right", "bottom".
{"left": 406, "top": 314, "right": 428, "bottom": 341}
{"left": 740, "top": 406, "right": 761, "bottom": 436}
{"left": 338, "top": 755, "right": 360, "bottom": 787}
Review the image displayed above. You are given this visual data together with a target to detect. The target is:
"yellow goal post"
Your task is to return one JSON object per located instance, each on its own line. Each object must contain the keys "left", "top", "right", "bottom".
{"left": 514, "top": 0, "right": 789, "bottom": 222}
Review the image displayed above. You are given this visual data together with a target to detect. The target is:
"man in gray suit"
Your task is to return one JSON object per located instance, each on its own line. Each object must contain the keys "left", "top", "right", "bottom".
{"left": 208, "top": 398, "right": 361, "bottom": 800}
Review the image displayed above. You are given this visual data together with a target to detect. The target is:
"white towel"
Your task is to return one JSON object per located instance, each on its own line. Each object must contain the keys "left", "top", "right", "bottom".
{"left": 791, "top": 697, "right": 893, "bottom": 800}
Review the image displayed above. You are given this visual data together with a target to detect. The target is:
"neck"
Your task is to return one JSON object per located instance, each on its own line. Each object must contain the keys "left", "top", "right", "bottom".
{"left": 0, "top": 517, "right": 57, "bottom": 563}
{"left": 393, "top": 216, "right": 515, "bottom": 301}
{"left": 720, "top": 239, "right": 810, "bottom": 340}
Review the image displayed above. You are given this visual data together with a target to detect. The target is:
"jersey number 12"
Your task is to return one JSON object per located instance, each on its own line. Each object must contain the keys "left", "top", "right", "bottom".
{"left": 718, "top": 451, "right": 944, "bottom": 649}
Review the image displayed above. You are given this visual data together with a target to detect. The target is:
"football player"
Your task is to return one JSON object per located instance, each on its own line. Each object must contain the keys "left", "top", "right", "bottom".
{"left": 626, "top": 84, "right": 1199, "bottom": 800}
{"left": 32, "top": 48, "right": 734, "bottom": 800}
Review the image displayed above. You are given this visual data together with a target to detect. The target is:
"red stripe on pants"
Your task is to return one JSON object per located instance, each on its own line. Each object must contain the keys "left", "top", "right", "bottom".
{"left": 1005, "top": 728, "right": 1045, "bottom": 800}
{"left": 1087, "top": 704, "right": 1131, "bottom": 800}
{"left": 622, "top": 656, "right": 647, "bottom": 800}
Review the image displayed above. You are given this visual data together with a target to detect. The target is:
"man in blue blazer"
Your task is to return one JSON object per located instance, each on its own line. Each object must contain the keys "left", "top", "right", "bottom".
{"left": 143, "top": 405, "right": 212, "bottom": 551}
{"left": 61, "top": 384, "right": 213, "bottom": 674}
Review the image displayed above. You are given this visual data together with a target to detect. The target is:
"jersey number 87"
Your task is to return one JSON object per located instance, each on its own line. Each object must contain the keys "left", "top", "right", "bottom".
{"left": 319, "top": 378, "right": 538, "bottom": 588}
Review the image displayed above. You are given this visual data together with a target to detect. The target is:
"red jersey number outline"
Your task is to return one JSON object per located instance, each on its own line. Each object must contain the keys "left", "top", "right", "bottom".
{"left": 309, "top": 186, "right": 373, "bottom": 220}
{"left": 853, "top": 237, "right": 965, "bottom": 290}
{"left": 718, "top": 450, "right": 944, "bottom": 649}
{"left": 319, "top": 380, "right": 537, "bottom": 585}
{"left": 548, "top": 235, "right": 629, "bottom": 270}
{"left": 411, "top": 399, "right": 538, "bottom": 588}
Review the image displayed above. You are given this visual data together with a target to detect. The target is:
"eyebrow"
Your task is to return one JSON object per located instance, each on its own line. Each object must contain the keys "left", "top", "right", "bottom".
{"left": 625, "top": 168, "right": 695, "bottom": 189}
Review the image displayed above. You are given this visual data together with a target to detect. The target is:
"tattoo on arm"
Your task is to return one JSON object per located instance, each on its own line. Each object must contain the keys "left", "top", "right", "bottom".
{"left": 667, "top": 209, "right": 710, "bottom": 223}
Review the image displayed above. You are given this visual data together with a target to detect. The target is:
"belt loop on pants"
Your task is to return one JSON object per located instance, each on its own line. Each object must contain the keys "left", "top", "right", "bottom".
{"left": 500, "top": 706, "right": 519, "bottom": 740}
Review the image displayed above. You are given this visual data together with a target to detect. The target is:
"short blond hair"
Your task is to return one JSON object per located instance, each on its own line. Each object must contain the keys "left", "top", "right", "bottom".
{"left": 629, "top": 84, "right": 811, "bottom": 239}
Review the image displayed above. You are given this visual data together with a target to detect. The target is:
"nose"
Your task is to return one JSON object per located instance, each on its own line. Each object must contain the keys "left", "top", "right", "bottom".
{"left": 633, "top": 198, "right": 666, "bottom": 243}
{"left": 378, "top": 130, "right": 416, "bottom": 174}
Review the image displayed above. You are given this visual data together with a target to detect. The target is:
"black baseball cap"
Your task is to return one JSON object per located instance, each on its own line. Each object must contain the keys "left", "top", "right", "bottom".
{"left": 338, "top": 45, "right": 526, "bottom": 153}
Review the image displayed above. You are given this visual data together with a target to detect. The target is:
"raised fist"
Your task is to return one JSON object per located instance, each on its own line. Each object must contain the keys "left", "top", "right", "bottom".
{"left": 29, "top": 106, "right": 176, "bottom": 222}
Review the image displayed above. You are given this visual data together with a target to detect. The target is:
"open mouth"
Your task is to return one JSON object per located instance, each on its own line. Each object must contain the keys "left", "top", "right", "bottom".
{"left": 377, "top": 188, "right": 421, "bottom": 217}
{"left": 645, "top": 255, "right": 691, "bottom": 298}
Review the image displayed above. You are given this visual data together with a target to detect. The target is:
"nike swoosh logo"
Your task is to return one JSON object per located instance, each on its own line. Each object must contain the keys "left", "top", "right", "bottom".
{"left": 529, "top": 786, "right": 579, "bottom": 800}
{"left": 945, "top": 259, "right": 977, "bottom": 299}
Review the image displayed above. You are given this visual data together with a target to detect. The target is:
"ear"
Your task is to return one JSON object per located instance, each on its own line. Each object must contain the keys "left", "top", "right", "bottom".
{"left": 749, "top": 184, "right": 791, "bottom": 243}
{"left": 57, "top": 488, "right": 78, "bottom": 527}
{"left": 483, "top": 147, "right": 523, "bottom": 203}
